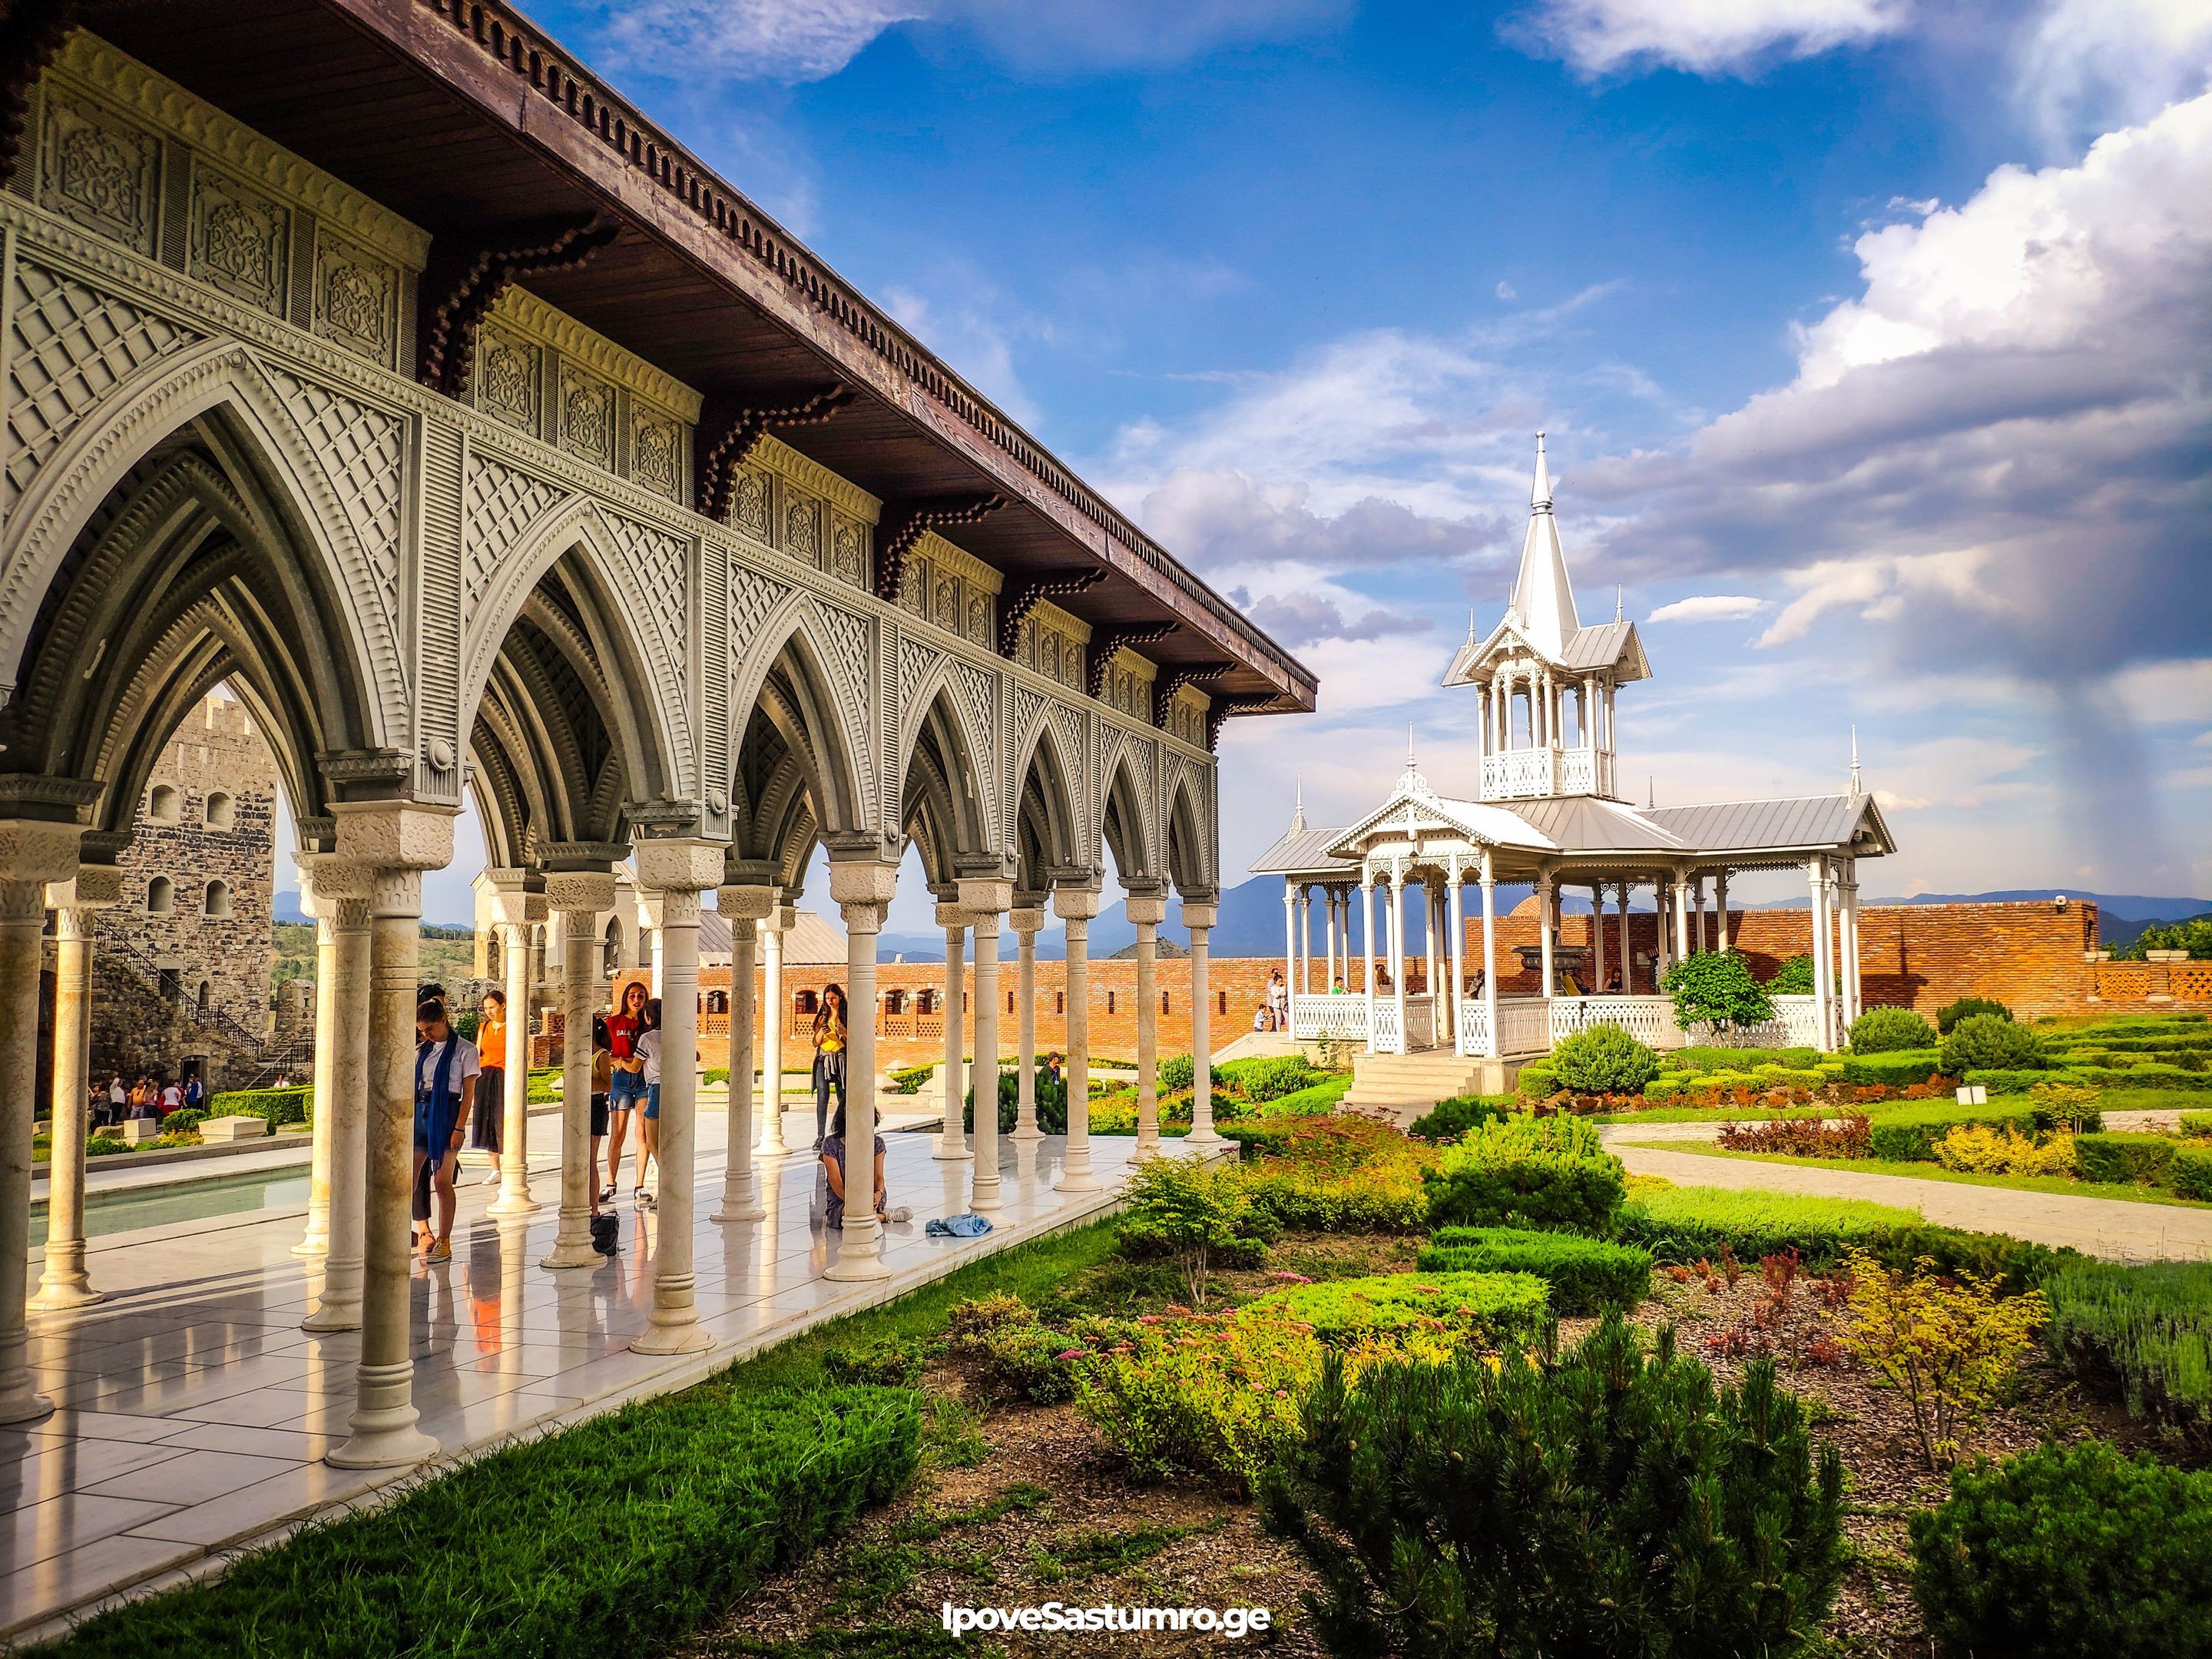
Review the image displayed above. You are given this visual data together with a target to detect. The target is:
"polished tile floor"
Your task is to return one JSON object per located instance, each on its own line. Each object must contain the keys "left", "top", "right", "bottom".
{"left": 6, "top": 1113, "right": 1143, "bottom": 1641}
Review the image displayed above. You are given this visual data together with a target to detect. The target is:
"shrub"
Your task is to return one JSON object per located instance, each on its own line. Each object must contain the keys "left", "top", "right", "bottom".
{"left": 1850, "top": 1006, "right": 1937, "bottom": 1053}
{"left": 1868, "top": 1103, "right": 2039, "bottom": 1164}
{"left": 1158, "top": 1052, "right": 1195, "bottom": 1091}
{"left": 1769, "top": 952, "right": 1815, "bottom": 993}
{"left": 823, "top": 1334, "right": 939, "bottom": 1387}
{"left": 2071, "top": 1131, "right": 2177, "bottom": 1187}
{"left": 1910, "top": 1441, "right": 2212, "bottom": 1659}
{"left": 1257, "top": 1270, "right": 1551, "bottom": 1353}
{"left": 86, "top": 1135, "right": 131, "bottom": 1156}
{"left": 1935, "top": 1124, "right": 2077, "bottom": 1177}
{"left": 890, "top": 1063, "right": 934, "bottom": 1095}
{"left": 526, "top": 1067, "right": 561, "bottom": 1103}
{"left": 1226, "top": 1054, "right": 1323, "bottom": 1102}
{"left": 1114, "top": 1159, "right": 1270, "bottom": 1304}
{"left": 1420, "top": 1226, "right": 1651, "bottom": 1314}
{"left": 1515, "top": 1061, "right": 1558, "bottom": 1098}
{"left": 969, "top": 1318, "right": 1085, "bottom": 1404}
{"left": 1075, "top": 1310, "right": 1322, "bottom": 1492}
{"left": 157, "top": 1108, "right": 207, "bottom": 1135}
{"left": 1241, "top": 1115, "right": 1437, "bottom": 1233}
{"left": 207, "top": 1084, "right": 312, "bottom": 1130}
{"left": 1426, "top": 1114, "right": 1625, "bottom": 1234}
{"left": 1936, "top": 995, "right": 2012, "bottom": 1035}
{"left": 1262, "top": 1316, "right": 1846, "bottom": 1659}
{"left": 1254, "top": 1075, "right": 1353, "bottom": 1119}
{"left": 1661, "top": 949, "right": 1777, "bottom": 1034}
{"left": 1839, "top": 1048, "right": 1943, "bottom": 1087}
{"left": 2174, "top": 1144, "right": 2212, "bottom": 1201}
{"left": 1406, "top": 1092, "right": 1509, "bottom": 1142}
{"left": 2026, "top": 1082, "right": 2103, "bottom": 1133}
{"left": 1941, "top": 1013, "right": 2045, "bottom": 1077}
{"left": 1717, "top": 1114, "right": 1872, "bottom": 1159}
{"left": 1860, "top": 1224, "right": 2080, "bottom": 1298}
{"left": 1842, "top": 1251, "right": 2046, "bottom": 1467}
{"left": 2044, "top": 1260, "right": 2212, "bottom": 1432}
{"left": 1549, "top": 1023, "right": 1661, "bottom": 1094}
{"left": 1615, "top": 1182, "right": 1921, "bottom": 1268}
{"left": 51, "top": 1385, "right": 920, "bottom": 1659}
{"left": 2184, "top": 1109, "right": 2212, "bottom": 1137}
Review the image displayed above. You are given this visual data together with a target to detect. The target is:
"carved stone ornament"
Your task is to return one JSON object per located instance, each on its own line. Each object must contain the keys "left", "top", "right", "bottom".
{"left": 731, "top": 469, "right": 770, "bottom": 539}
{"left": 190, "top": 170, "right": 290, "bottom": 316}
{"left": 315, "top": 231, "right": 397, "bottom": 364}
{"left": 560, "top": 366, "right": 615, "bottom": 469}
{"left": 543, "top": 869, "right": 618, "bottom": 916}
{"left": 41, "top": 94, "right": 158, "bottom": 255}
{"left": 478, "top": 330, "right": 538, "bottom": 432}
{"left": 785, "top": 498, "right": 820, "bottom": 565}
{"left": 633, "top": 415, "right": 679, "bottom": 498}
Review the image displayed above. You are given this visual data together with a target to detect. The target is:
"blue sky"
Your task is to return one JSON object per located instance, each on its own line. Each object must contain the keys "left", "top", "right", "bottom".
{"left": 390, "top": 0, "right": 2211, "bottom": 925}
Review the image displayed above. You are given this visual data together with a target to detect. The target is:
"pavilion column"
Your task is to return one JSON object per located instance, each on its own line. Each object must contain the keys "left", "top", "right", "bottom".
{"left": 1128, "top": 893, "right": 1166, "bottom": 1157}
{"left": 1674, "top": 869, "right": 1693, "bottom": 964}
{"left": 1479, "top": 853, "right": 1498, "bottom": 1058}
{"left": 1010, "top": 906, "right": 1044, "bottom": 1141}
{"left": 962, "top": 879, "right": 1010, "bottom": 1209}
{"left": 714, "top": 882, "right": 773, "bottom": 1223}
{"left": 935, "top": 903, "right": 970, "bottom": 1161}
{"left": 330, "top": 799, "right": 455, "bottom": 1470}
{"left": 487, "top": 876, "right": 545, "bottom": 1220}
{"left": 1808, "top": 857, "right": 1834, "bottom": 1051}
{"left": 302, "top": 872, "right": 373, "bottom": 1329}
{"left": 1389, "top": 865, "right": 1409, "bottom": 1053}
{"left": 291, "top": 874, "right": 339, "bottom": 1260}
{"left": 756, "top": 907, "right": 790, "bottom": 1156}
{"left": 1845, "top": 866, "right": 1864, "bottom": 1026}
{"left": 1326, "top": 889, "right": 1340, "bottom": 990}
{"left": 1588, "top": 883, "right": 1606, "bottom": 993}
{"left": 541, "top": 870, "right": 617, "bottom": 1271}
{"left": 1184, "top": 895, "right": 1221, "bottom": 1145}
{"left": 632, "top": 840, "right": 719, "bottom": 1356}
{"left": 32, "top": 868, "right": 118, "bottom": 1313}
{"left": 1716, "top": 870, "right": 1731, "bottom": 952}
{"left": 1359, "top": 878, "right": 1376, "bottom": 1052}
{"left": 1055, "top": 883, "right": 1101, "bottom": 1190}
{"left": 826, "top": 858, "right": 899, "bottom": 1282}
{"left": 0, "top": 821, "right": 78, "bottom": 1424}
{"left": 1282, "top": 883, "right": 1295, "bottom": 1001}
{"left": 1615, "top": 882, "right": 1631, "bottom": 991}
{"left": 1537, "top": 869, "right": 1558, "bottom": 1000}
{"left": 1447, "top": 862, "right": 1467, "bottom": 1055}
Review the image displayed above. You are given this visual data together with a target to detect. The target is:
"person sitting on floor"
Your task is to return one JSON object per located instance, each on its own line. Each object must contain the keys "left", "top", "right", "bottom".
{"left": 820, "top": 1104, "right": 886, "bottom": 1233}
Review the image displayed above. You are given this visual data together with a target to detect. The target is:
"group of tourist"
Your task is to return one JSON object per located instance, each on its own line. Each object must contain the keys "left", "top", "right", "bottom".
{"left": 91, "top": 1071, "right": 204, "bottom": 1128}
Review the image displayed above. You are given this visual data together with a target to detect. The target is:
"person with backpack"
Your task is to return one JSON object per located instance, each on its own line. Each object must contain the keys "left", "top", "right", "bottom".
{"left": 413, "top": 996, "right": 480, "bottom": 1263}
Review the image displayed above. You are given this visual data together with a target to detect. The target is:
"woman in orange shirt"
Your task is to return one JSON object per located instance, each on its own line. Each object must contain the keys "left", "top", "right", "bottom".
{"left": 472, "top": 987, "right": 507, "bottom": 1186}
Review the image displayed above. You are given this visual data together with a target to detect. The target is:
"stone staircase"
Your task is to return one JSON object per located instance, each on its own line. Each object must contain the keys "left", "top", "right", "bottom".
{"left": 1342, "top": 1051, "right": 1504, "bottom": 1126}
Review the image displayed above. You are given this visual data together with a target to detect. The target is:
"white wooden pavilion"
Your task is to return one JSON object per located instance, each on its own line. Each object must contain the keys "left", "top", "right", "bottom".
{"left": 1250, "top": 437, "right": 1894, "bottom": 1068}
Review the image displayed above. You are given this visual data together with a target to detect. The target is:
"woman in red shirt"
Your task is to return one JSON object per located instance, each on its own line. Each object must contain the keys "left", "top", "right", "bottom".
{"left": 602, "top": 979, "right": 648, "bottom": 1203}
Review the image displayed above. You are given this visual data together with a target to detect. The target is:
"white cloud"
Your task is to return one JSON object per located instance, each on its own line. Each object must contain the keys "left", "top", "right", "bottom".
{"left": 2015, "top": 0, "right": 2212, "bottom": 148}
{"left": 1495, "top": 280, "right": 1518, "bottom": 300}
{"left": 1645, "top": 593, "right": 1769, "bottom": 622}
{"left": 601, "top": 0, "right": 926, "bottom": 82}
{"left": 1512, "top": 0, "right": 1909, "bottom": 78}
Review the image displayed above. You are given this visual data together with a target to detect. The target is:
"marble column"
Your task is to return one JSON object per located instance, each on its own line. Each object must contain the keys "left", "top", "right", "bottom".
{"left": 1479, "top": 852, "right": 1498, "bottom": 1057}
{"left": 291, "top": 873, "right": 339, "bottom": 1259}
{"left": 1537, "top": 869, "right": 1556, "bottom": 1000}
{"left": 32, "top": 866, "right": 119, "bottom": 1311}
{"left": 329, "top": 813, "right": 449, "bottom": 1472}
{"left": 756, "top": 906, "right": 792, "bottom": 1156}
{"left": 1184, "top": 895, "right": 1221, "bottom": 1146}
{"left": 934, "top": 903, "right": 970, "bottom": 1161}
{"left": 1715, "top": 870, "right": 1731, "bottom": 953}
{"left": 1445, "top": 863, "right": 1466, "bottom": 1058}
{"left": 303, "top": 867, "right": 373, "bottom": 1332}
{"left": 962, "top": 878, "right": 1011, "bottom": 1212}
{"left": 713, "top": 882, "right": 773, "bottom": 1223}
{"left": 826, "top": 858, "right": 898, "bottom": 1283}
{"left": 1359, "top": 879, "right": 1376, "bottom": 1051}
{"left": 1010, "top": 906, "right": 1044, "bottom": 1141}
{"left": 0, "top": 820, "right": 78, "bottom": 1424}
{"left": 632, "top": 839, "right": 720, "bottom": 1356}
{"left": 487, "top": 876, "right": 545, "bottom": 1219}
{"left": 541, "top": 876, "right": 614, "bottom": 1270}
{"left": 1127, "top": 892, "right": 1167, "bottom": 1155}
{"left": 1054, "top": 882, "right": 1101, "bottom": 1191}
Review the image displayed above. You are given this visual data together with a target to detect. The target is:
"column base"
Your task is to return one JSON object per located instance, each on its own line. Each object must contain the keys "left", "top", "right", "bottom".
{"left": 290, "top": 1229, "right": 330, "bottom": 1260}
{"left": 1008, "top": 1124, "right": 1044, "bottom": 1143}
{"left": 824, "top": 1230, "right": 890, "bottom": 1280}
{"left": 1054, "top": 1167, "right": 1101, "bottom": 1192}
{"left": 29, "top": 1278, "right": 104, "bottom": 1313}
{"left": 932, "top": 1139, "right": 974, "bottom": 1161}
{"left": 327, "top": 1362, "right": 436, "bottom": 1468}
{"left": 710, "top": 1179, "right": 766, "bottom": 1223}
{"left": 302, "top": 1262, "right": 363, "bottom": 1331}
{"left": 0, "top": 1382, "right": 55, "bottom": 1425}
{"left": 541, "top": 1238, "right": 602, "bottom": 1270}
{"left": 631, "top": 1320, "right": 716, "bottom": 1357}
{"left": 486, "top": 1189, "right": 543, "bottom": 1218}
{"left": 1183, "top": 1126, "right": 1225, "bottom": 1147}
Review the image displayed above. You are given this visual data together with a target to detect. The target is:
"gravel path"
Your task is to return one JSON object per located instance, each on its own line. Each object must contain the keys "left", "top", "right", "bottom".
{"left": 1610, "top": 1140, "right": 2212, "bottom": 1262}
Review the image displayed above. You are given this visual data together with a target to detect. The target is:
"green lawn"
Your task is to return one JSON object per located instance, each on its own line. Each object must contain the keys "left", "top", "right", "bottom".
{"left": 1624, "top": 1139, "right": 2212, "bottom": 1210}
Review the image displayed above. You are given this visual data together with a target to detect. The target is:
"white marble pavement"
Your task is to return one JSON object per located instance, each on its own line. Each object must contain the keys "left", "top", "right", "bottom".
{"left": 5, "top": 1115, "right": 1147, "bottom": 1642}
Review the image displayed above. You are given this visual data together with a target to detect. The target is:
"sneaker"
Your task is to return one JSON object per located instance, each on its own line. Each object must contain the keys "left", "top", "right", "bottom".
{"left": 599, "top": 1185, "right": 616, "bottom": 1203}
{"left": 480, "top": 1171, "right": 501, "bottom": 1187}
{"left": 426, "top": 1240, "right": 452, "bottom": 1263}
{"left": 637, "top": 1191, "right": 656, "bottom": 1210}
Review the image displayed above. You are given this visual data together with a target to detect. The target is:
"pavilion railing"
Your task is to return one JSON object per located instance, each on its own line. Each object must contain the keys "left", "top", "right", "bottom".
{"left": 1291, "top": 994, "right": 1367, "bottom": 1042}
{"left": 1495, "top": 997, "right": 1551, "bottom": 1056}
{"left": 1687, "top": 995, "right": 1822, "bottom": 1049}
{"left": 1370, "top": 998, "right": 1404, "bottom": 1054}
{"left": 1457, "top": 998, "right": 1492, "bottom": 1057}
{"left": 1552, "top": 995, "right": 1684, "bottom": 1049}
{"left": 1405, "top": 999, "right": 1436, "bottom": 1052}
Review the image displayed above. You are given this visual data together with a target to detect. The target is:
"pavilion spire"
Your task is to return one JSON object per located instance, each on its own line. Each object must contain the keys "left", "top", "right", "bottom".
{"left": 1291, "top": 780, "right": 1306, "bottom": 833}
{"left": 1508, "top": 432, "right": 1579, "bottom": 657}
{"left": 1849, "top": 727, "right": 1862, "bottom": 796}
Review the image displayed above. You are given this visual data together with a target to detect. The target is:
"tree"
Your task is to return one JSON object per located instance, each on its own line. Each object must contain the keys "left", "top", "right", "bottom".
{"left": 1662, "top": 949, "right": 1776, "bottom": 1033}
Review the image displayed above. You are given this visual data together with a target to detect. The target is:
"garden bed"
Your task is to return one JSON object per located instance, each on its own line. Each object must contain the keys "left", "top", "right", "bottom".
{"left": 1629, "top": 1139, "right": 2212, "bottom": 1208}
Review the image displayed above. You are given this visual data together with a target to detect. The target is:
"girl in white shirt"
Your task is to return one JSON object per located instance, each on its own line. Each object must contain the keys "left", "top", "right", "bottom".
{"left": 632, "top": 998, "right": 663, "bottom": 1207}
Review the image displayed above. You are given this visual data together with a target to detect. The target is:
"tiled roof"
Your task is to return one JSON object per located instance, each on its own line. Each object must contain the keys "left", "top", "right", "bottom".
{"left": 1247, "top": 825, "right": 1357, "bottom": 876}
{"left": 1644, "top": 794, "right": 1883, "bottom": 853}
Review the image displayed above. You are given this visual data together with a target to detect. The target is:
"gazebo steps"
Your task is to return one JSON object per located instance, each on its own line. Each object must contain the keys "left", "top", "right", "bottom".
{"left": 1343, "top": 1051, "right": 1508, "bottom": 1124}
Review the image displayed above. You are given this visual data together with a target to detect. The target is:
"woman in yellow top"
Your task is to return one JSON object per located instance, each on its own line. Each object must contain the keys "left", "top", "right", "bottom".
{"left": 811, "top": 983, "right": 849, "bottom": 1151}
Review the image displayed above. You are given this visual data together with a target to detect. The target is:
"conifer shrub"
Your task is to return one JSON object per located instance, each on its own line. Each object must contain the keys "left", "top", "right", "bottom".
{"left": 1158, "top": 1052, "right": 1195, "bottom": 1091}
{"left": 1935, "top": 995, "right": 2012, "bottom": 1035}
{"left": 1407, "top": 1092, "right": 1510, "bottom": 1142}
{"left": 1940, "top": 1013, "right": 2045, "bottom": 1076}
{"left": 2043, "top": 1260, "right": 2212, "bottom": 1434}
{"left": 1910, "top": 1441, "right": 2212, "bottom": 1659}
{"left": 1261, "top": 1316, "right": 1846, "bottom": 1659}
{"left": 1849, "top": 1006, "right": 1936, "bottom": 1054}
{"left": 1425, "top": 1114, "right": 1625, "bottom": 1233}
{"left": 1549, "top": 1023, "right": 1661, "bottom": 1094}
{"left": 1420, "top": 1226, "right": 1651, "bottom": 1314}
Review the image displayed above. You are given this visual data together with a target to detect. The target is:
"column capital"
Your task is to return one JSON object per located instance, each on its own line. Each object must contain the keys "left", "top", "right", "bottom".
{"left": 1181, "top": 900, "right": 1218, "bottom": 931}
{"left": 934, "top": 902, "right": 968, "bottom": 929}
{"left": 826, "top": 856, "right": 899, "bottom": 908}
{"left": 1124, "top": 895, "right": 1167, "bottom": 928}
{"left": 1009, "top": 907, "right": 1046, "bottom": 935}
{"left": 331, "top": 800, "right": 456, "bottom": 871}
{"left": 633, "top": 836, "right": 725, "bottom": 895}
{"left": 717, "top": 883, "right": 777, "bottom": 922}
{"left": 299, "top": 851, "right": 376, "bottom": 910}
{"left": 957, "top": 876, "right": 1014, "bottom": 916}
{"left": 45, "top": 863, "right": 123, "bottom": 911}
{"left": 482, "top": 869, "right": 547, "bottom": 929}
{"left": 544, "top": 868, "right": 618, "bottom": 916}
{"left": 0, "top": 818, "right": 78, "bottom": 886}
{"left": 1051, "top": 883, "right": 1101, "bottom": 922}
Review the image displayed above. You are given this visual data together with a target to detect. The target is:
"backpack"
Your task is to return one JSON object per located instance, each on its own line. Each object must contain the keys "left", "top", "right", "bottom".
{"left": 589, "top": 1212, "right": 620, "bottom": 1255}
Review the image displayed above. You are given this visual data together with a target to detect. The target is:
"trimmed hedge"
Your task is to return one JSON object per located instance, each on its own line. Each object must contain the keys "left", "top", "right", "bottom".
{"left": 1257, "top": 1270, "right": 1552, "bottom": 1351}
{"left": 1421, "top": 1226, "right": 1652, "bottom": 1314}
{"left": 2072, "top": 1131, "right": 2177, "bottom": 1188}
{"left": 1426, "top": 1115, "right": 1625, "bottom": 1233}
{"left": 1964, "top": 1067, "right": 2055, "bottom": 1095}
{"left": 1671, "top": 1045, "right": 1823, "bottom": 1072}
{"left": 2181, "top": 1110, "right": 2212, "bottom": 1138}
{"left": 2063, "top": 1063, "right": 2212, "bottom": 1092}
{"left": 1515, "top": 1061, "right": 1558, "bottom": 1098}
{"left": 45, "top": 1385, "right": 921, "bottom": 1659}
{"left": 1850, "top": 1006, "right": 1936, "bottom": 1053}
{"left": 2174, "top": 1144, "right": 2212, "bottom": 1201}
{"left": 1839, "top": 1049, "right": 1943, "bottom": 1088}
{"left": 207, "top": 1085, "right": 312, "bottom": 1130}
{"left": 1867, "top": 1103, "right": 2039, "bottom": 1164}
{"left": 1407, "top": 1093, "right": 1511, "bottom": 1143}
{"left": 1911, "top": 1441, "right": 2212, "bottom": 1659}
{"left": 1614, "top": 1183, "right": 1919, "bottom": 1267}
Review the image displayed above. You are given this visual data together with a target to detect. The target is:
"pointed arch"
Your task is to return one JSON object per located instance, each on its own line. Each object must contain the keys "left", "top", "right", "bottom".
{"left": 898, "top": 675, "right": 993, "bottom": 868}
{"left": 1099, "top": 743, "right": 1156, "bottom": 885}
{"left": 1167, "top": 763, "right": 1216, "bottom": 895}
{"left": 1010, "top": 706, "right": 1085, "bottom": 884}
{"left": 729, "top": 598, "right": 873, "bottom": 839}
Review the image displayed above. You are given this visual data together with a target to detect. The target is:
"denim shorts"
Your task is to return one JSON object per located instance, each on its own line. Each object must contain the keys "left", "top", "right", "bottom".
{"left": 644, "top": 1082, "right": 661, "bottom": 1121}
{"left": 608, "top": 1068, "right": 647, "bottom": 1109}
